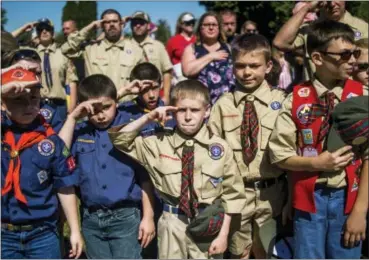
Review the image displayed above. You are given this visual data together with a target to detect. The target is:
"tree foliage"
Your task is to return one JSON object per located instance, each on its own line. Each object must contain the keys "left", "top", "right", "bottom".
{"left": 155, "top": 19, "right": 171, "bottom": 45}
{"left": 346, "top": 1, "right": 369, "bottom": 22}
{"left": 1, "top": 8, "right": 8, "bottom": 30}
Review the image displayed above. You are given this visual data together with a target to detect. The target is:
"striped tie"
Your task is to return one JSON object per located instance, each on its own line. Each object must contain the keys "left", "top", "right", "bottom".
{"left": 240, "top": 97, "right": 259, "bottom": 165}
{"left": 319, "top": 92, "right": 335, "bottom": 142}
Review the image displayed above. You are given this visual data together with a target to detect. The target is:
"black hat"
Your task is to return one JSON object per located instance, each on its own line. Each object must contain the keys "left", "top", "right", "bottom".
{"left": 36, "top": 18, "right": 54, "bottom": 33}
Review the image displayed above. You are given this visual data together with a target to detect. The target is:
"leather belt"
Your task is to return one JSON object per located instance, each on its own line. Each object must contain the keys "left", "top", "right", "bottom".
{"left": 244, "top": 174, "right": 286, "bottom": 189}
{"left": 86, "top": 200, "right": 138, "bottom": 214}
{"left": 1, "top": 223, "right": 40, "bottom": 232}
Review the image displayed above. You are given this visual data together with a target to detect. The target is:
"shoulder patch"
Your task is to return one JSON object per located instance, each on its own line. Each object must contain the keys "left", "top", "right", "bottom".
{"left": 297, "top": 87, "right": 311, "bottom": 97}
{"left": 270, "top": 101, "right": 282, "bottom": 110}
{"left": 40, "top": 108, "right": 53, "bottom": 120}
{"left": 38, "top": 139, "right": 55, "bottom": 156}
{"left": 208, "top": 143, "right": 224, "bottom": 160}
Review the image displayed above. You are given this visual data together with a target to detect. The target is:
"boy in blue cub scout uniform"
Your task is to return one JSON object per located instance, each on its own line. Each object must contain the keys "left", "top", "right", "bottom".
{"left": 58, "top": 74, "right": 156, "bottom": 259}
{"left": 1, "top": 68, "right": 83, "bottom": 259}
{"left": 118, "top": 62, "right": 176, "bottom": 258}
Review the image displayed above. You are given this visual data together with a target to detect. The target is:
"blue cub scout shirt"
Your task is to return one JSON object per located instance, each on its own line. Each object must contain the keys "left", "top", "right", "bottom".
{"left": 72, "top": 110, "right": 147, "bottom": 208}
{"left": 1, "top": 114, "right": 79, "bottom": 227}
{"left": 39, "top": 102, "right": 64, "bottom": 133}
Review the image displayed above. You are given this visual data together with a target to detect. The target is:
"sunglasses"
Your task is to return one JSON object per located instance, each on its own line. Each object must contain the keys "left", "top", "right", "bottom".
{"left": 11, "top": 49, "right": 41, "bottom": 64}
{"left": 321, "top": 49, "right": 361, "bottom": 61}
{"left": 131, "top": 19, "right": 147, "bottom": 26}
{"left": 36, "top": 25, "right": 53, "bottom": 33}
{"left": 183, "top": 20, "right": 195, "bottom": 26}
{"left": 246, "top": 29, "right": 258, "bottom": 34}
{"left": 356, "top": 62, "right": 369, "bottom": 71}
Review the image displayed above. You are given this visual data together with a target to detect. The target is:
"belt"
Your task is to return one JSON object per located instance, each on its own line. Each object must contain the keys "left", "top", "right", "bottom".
{"left": 163, "top": 204, "right": 206, "bottom": 216}
{"left": 1, "top": 223, "right": 41, "bottom": 232}
{"left": 244, "top": 174, "right": 286, "bottom": 189}
{"left": 86, "top": 200, "right": 138, "bottom": 214}
{"left": 42, "top": 98, "right": 66, "bottom": 106}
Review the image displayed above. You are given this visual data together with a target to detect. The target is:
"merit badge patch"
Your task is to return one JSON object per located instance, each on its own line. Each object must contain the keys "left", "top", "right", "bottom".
{"left": 126, "top": 49, "right": 132, "bottom": 54}
{"left": 66, "top": 156, "right": 76, "bottom": 171}
{"left": 210, "top": 177, "right": 223, "bottom": 188}
{"left": 62, "top": 146, "right": 71, "bottom": 158}
{"left": 270, "top": 101, "right": 282, "bottom": 110}
{"left": 37, "top": 170, "right": 49, "bottom": 184}
{"left": 302, "top": 147, "right": 318, "bottom": 157}
{"left": 40, "top": 108, "right": 52, "bottom": 120}
{"left": 209, "top": 143, "right": 224, "bottom": 160}
{"left": 38, "top": 139, "right": 55, "bottom": 156}
{"left": 301, "top": 129, "right": 313, "bottom": 145}
{"left": 297, "top": 87, "right": 310, "bottom": 97}
{"left": 351, "top": 178, "right": 359, "bottom": 192}
{"left": 296, "top": 104, "right": 312, "bottom": 125}
{"left": 11, "top": 69, "right": 25, "bottom": 80}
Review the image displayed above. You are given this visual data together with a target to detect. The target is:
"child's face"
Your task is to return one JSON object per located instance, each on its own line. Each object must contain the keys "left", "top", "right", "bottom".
{"left": 174, "top": 96, "right": 210, "bottom": 136}
{"left": 88, "top": 96, "right": 117, "bottom": 129}
{"left": 2, "top": 88, "right": 41, "bottom": 125}
{"left": 233, "top": 50, "right": 272, "bottom": 90}
{"left": 140, "top": 84, "right": 160, "bottom": 110}
{"left": 313, "top": 38, "right": 357, "bottom": 81}
{"left": 353, "top": 48, "right": 368, "bottom": 86}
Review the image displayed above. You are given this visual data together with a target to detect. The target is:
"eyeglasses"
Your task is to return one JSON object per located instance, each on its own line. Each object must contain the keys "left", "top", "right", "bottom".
{"left": 246, "top": 29, "right": 258, "bottom": 34}
{"left": 201, "top": 23, "right": 218, "bottom": 28}
{"left": 356, "top": 62, "right": 369, "bottom": 71}
{"left": 321, "top": 49, "right": 361, "bottom": 61}
{"left": 183, "top": 21, "right": 195, "bottom": 27}
{"left": 10, "top": 49, "right": 41, "bottom": 64}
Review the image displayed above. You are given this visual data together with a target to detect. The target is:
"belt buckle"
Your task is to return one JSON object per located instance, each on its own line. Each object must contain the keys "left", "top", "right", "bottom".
{"left": 7, "top": 224, "right": 15, "bottom": 231}
{"left": 254, "top": 181, "right": 261, "bottom": 190}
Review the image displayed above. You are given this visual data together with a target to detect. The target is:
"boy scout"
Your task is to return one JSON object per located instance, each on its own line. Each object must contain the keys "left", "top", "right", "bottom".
{"left": 269, "top": 20, "right": 368, "bottom": 258}
{"left": 61, "top": 9, "right": 143, "bottom": 100}
{"left": 108, "top": 79, "right": 246, "bottom": 259}
{"left": 58, "top": 74, "right": 155, "bottom": 258}
{"left": 1, "top": 68, "right": 83, "bottom": 259}
{"left": 129, "top": 11, "right": 173, "bottom": 104}
{"left": 353, "top": 38, "right": 368, "bottom": 86}
{"left": 208, "top": 34, "right": 287, "bottom": 259}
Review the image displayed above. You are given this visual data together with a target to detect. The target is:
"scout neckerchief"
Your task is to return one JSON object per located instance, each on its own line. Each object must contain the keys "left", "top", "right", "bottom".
{"left": 240, "top": 95, "right": 259, "bottom": 165}
{"left": 2, "top": 117, "right": 55, "bottom": 204}
{"left": 179, "top": 139, "right": 198, "bottom": 218}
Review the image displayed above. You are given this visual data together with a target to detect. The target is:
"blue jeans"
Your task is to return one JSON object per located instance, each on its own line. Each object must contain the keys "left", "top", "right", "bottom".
{"left": 1, "top": 225, "right": 61, "bottom": 259}
{"left": 294, "top": 185, "right": 362, "bottom": 259}
{"left": 82, "top": 206, "right": 142, "bottom": 259}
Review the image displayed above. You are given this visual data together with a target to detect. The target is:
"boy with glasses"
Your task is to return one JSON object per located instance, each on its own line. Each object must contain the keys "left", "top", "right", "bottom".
{"left": 269, "top": 20, "right": 368, "bottom": 258}
{"left": 353, "top": 38, "right": 369, "bottom": 86}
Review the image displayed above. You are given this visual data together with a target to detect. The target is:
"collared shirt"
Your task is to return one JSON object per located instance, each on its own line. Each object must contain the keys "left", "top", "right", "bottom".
{"left": 108, "top": 124, "right": 246, "bottom": 214}
{"left": 269, "top": 79, "right": 368, "bottom": 188}
{"left": 71, "top": 110, "right": 146, "bottom": 208}
{"left": 166, "top": 34, "right": 196, "bottom": 65}
{"left": 131, "top": 36, "right": 173, "bottom": 74}
{"left": 61, "top": 29, "right": 143, "bottom": 95}
{"left": 118, "top": 97, "right": 176, "bottom": 137}
{"left": 1, "top": 114, "right": 78, "bottom": 227}
{"left": 39, "top": 102, "right": 64, "bottom": 133}
{"left": 32, "top": 43, "right": 78, "bottom": 100}
{"left": 208, "top": 80, "right": 287, "bottom": 181}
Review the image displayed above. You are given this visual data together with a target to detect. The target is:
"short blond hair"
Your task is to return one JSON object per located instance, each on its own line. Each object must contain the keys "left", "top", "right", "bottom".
{"left": 170, "top": 79, "right": 210, "bottom": 106}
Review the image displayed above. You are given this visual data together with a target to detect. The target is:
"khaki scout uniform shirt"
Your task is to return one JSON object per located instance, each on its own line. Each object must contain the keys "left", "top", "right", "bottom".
{"left": 131, "top": 37, "right": 173, "bottom": 74}
{"left": 294, "top": 11, "right": 369, "bottom": 81}
{"left": 208, "top": 80, "right": 286, "bottom": 181}
{"left": 61, "top": 28, "right": 143, "bottom": 92}
{"left": 33, "top": 43, "right": 78, "bottom": 100}
{"left": 108, "top": 124, "right": 246, "bottom": 214}
{"left": 269, "top": 79, "right": 368, "bottom": 188}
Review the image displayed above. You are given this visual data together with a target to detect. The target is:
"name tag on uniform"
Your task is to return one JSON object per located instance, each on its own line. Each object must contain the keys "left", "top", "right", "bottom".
{"left": 37, "top": 170, "right": 49, "bottom": 184}
{"left": 301, "top": 129, "right": 313, "bottom": 145}
{"left": 77, "top": 138, "right": 95, "bottom": 144}
{"left": 210, "top": 177, "right": 223, "bottom": 188}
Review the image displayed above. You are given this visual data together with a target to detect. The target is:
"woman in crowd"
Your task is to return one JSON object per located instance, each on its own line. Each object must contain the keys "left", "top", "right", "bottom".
{"left": 182, "top": 11, "right": 234, "bottom": 105}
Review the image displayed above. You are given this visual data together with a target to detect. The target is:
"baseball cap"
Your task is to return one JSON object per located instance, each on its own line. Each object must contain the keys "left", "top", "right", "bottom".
{"left": 327, "top": 96, "right": 369, "bottom": 153}
{"left": 1, "top": 68, "right": 41, "bottom": 88}
{"left": 36, "top": 18, "right": 54, "bottom": 32}
{"left": 131, "top": 11, "right": 150, "bottom": 23}
{"left": 182, "top": 13, "right": 195, "bottom": 23}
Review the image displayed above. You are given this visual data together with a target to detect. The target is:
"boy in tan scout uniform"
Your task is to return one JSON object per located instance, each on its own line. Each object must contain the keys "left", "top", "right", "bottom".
{"left": 208, "top": 34, "right": 287, "bottom": 259}
{"left": 269, "top": 20, "right": 368, "bottom": 258}
{"left": 108, "top": 79, "right": 246, "bottom": 259}
{"left": 353, "top": 38, "right": 368, "bottom": 86}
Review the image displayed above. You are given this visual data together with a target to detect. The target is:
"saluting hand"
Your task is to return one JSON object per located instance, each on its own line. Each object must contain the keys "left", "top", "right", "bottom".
{"left": 68, "top": 99, "right": 103, "bottom": 121}
{"left": 138, "top": 216, "right": 156, "bottom": 248}
{"left": 1, "top": 80, "right": 40, "bottom": 97}
{"left": 147, "top": 106, "right": 178, "bottom": 124}
{"left": 312, "top": 145, "right": 354, "bottom": 172}
{"left": 22, "top": 21, "right": 38, "bottom": 32}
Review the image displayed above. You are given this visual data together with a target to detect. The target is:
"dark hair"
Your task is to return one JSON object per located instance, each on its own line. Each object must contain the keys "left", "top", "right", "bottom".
{"left": 196, "top": 11, "right": 226, "bottom": 44}
{"left": 100, "top": 9, "right": 121, "bottom": 21}
{"left": 130, "top": 62, "right": 162, "bottom": 85}
{"left": 307, "top": 20, "right": 355, "bottom": 55}
{"left": 78, "top": 74, "right": 117, "bottom": 102}
{"left": 219, "top": 9, "right": 237, "bottom": 18}
{"left": 231, "top": 33, "right": 271, "bottom": 62}
{"left": 265, "top": 57, "right": 282, "bottom": 87}
{"left": 170, "top": 79, "right": 210, "bottom": 106}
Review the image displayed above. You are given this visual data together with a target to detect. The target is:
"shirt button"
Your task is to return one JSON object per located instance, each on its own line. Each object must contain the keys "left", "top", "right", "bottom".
{"left": 102, "top": 164, "right": 106, "bottom": 169}
{"left": 102, "top": 185, "right": 107, "bottom": 189}
{"left": 246, "top": 95, "right": 255, "bottom": 101}
{"left": 12, "top": 210, "right": 17, "bottom": 215}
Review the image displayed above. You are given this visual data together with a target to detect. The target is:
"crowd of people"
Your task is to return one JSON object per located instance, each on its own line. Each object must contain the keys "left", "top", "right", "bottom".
{"left": 1, "top": 1, "right": 369, "bottom": 259}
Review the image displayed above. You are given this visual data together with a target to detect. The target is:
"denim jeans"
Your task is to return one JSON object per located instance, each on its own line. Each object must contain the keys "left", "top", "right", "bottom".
{"left": 82, "top": 206, "right": 142, "bottom": 259}
{"left": 294, "top": 185, "right": 362, "bottom": 259}
{"left": 1, "top": 225, "right": 61, "bottom": 259}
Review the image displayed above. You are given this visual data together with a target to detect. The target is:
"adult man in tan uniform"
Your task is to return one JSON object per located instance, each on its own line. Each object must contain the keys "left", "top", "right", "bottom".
{"left": 273, "top": 1, "right": 368, "bottom": 81}
{"left": 129, "top": 11, "right": 173, "bottom": 104}
{"left": 61, "top": 9, "right": 143, "bottom": 101}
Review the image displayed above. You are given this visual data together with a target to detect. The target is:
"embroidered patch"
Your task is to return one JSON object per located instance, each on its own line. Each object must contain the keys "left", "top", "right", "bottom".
{"left": 297, "top": 87, "right": 310, "bottom": 97}
{"left": 126, "top": 49, "right": 132, "bottom": 54}
{"left": 302, "top": 147, "right": 318, "bottom": 157}
{"left": 354, "top": 31, "right": 362, "bottom": 40}
{"left": 77, "top": 138, "right": 95, "bottom": 144}
{"left": 38, "top": 139, "right": 55, "bottom": 156}
{"left": 62, "top": 146, "right": 71, "bottom": 157}
{"left": 301, "top": 129, "right": 313, "bottom": 145}
{"left": 351, "top": 178, "right": 359, "bottom": 192}
{"left": 346, "top": 92, "right": 359, "bottom": 99}
{"left": 223, "top": 114, "right": 239, "bottom": 118}
{"left": 210, "top": 177, "right": 223, "bottom": 188}
{"left": 11, "top": 69, "right": 25, "bottom": 80}
{"left": 352, "top": 136, "right": 367, "bottom": 145}
{"left": 66, "top": 156, "right": 76, "bottom": 171}
{"left": 40, "top": 108, "right": 52, "bottom": 120}
{"left": 209, "top": 143, "right": 224, "bottom": 160}
{"left": 296, "top": 104, "right": 312, "bottom": 125}
{"left": 270, "top": 101, "right": 282, "bottom": 110}
{"left": 37, "top": 170, "right": 48, "bottom": 184}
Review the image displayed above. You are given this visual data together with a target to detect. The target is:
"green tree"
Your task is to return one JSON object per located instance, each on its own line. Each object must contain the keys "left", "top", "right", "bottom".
{"left": 1, "top": 8, "right": 8, "bottom": 30}
{"left": 62, "top": 1, "right": 78, "bottom": 23}
{"left": 155, "top": 19, "right": 171, "bottom": 45}
{"left": 346, "top": 1, "right": 369, "bottom": 22}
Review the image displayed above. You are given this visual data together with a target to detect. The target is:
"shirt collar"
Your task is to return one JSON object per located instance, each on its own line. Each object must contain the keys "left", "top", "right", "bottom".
{"left": 172, "top": 123, "right": 212, "bottom": 149}
{"left": 103, "top": 38, "right": 125, "bottom": 50}
{"left": 136, "top": 36, "right": 154, "bottom": 47}
{"left": 312, "top": 78, "right": 345, "bottom": 100}
{"left": 234, "top": 80, "right": 272, "bottom": 106}
{"left": 37, "top": 42, "right": 57, "bottom": 53}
